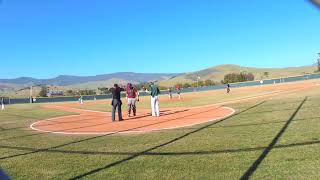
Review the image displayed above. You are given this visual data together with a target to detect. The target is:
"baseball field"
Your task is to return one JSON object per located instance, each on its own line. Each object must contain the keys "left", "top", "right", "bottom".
{"left": 1, "top": 79, "right": 320, "bottom": 179}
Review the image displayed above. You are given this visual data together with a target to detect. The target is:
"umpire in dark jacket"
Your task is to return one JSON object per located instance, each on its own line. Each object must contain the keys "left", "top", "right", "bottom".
{"left": 109, "top": 84, "right": 125, "bottom": 122}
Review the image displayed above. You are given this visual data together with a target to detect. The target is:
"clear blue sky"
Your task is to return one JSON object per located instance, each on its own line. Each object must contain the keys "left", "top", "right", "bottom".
{"left": 0, "top": 0, "right": 319, "bottom": 78}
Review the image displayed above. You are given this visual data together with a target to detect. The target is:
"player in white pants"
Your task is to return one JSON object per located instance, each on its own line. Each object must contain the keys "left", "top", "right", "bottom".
{"left": 149, "top": 82, "right": 160, "bottom": 117}
{"left": 151, "top": 96, "right": 159, "bottom": 117}
{"left": 1, "top": 98, "right": 4, "bottom": 110}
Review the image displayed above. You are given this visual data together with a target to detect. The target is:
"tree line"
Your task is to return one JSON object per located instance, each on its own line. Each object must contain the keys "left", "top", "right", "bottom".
{"left": 221, "top": 72, "right": 255, "bottom": 84}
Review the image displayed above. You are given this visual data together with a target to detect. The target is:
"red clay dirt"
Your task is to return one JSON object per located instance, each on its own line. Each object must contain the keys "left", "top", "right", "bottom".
{"left": 31, "top": 105, "right": 234, "bottom": 135}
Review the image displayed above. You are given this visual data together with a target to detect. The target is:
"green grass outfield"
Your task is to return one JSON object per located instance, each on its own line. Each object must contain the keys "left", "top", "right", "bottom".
{"left": 0, "top": 85, "right": 320, "bottom": 179}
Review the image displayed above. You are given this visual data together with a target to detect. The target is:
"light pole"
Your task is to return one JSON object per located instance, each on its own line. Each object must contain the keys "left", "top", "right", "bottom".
{"left": 29, "top": 86, "right": 33, "bottom": 103}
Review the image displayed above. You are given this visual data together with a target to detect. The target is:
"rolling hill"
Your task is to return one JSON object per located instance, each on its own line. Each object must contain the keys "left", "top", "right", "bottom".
{"left": 66, "top": 78, "right": 138, "bottom": 89}
{"left": 158, "top": 64, "right": 317, "bottom": 87}
{"left": 0, "top": 72, "right": 181, "bottom": 86}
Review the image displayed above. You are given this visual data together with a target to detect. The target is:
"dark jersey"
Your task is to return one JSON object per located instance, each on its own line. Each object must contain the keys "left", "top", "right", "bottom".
{"left": 110, "top": 87, "right": 125, "bottom": 100}
{"left": 150, "top": 85, "right": 160, "bottom": 97}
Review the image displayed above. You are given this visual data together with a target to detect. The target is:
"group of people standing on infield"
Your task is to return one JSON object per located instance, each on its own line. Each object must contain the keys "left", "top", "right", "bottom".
{"left": 109, "top": 82, "right": 231, "bottom": 122}
{"left": 109, "top": 82, "right": 160, "bottom": 122}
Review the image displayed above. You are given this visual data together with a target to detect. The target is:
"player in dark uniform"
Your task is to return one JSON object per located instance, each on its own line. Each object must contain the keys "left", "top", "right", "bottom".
{"left": 168, "top": 88, "right": 172, "bottom": 99}
{"left": 176, "top": 85, "right": 181, "bottom": 99}
{"left": 109, "top": 84, "right": 125, "bottom": 122}
{"left": 227, "top": 83, "right": 231, "bottom": 93}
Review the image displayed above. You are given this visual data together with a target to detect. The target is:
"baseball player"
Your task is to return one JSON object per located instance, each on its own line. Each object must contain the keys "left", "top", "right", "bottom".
{"left": 149, "top": 82, "right": 160, "bottom": 117}
{"left": 168, "top": 88, "right": 172, "bottom": 99}
{"left": 1, "top": 98, "right": 4, "bottom": 110}
{"left": 227, "top": 83, "right": 231, "bottom": 93}
{"left": 126, "top": 83, "right": 139, "bottom": 117}
{"left": 80, "top": 95, "right": 84, "bottom": 104}
{"left": 176, "top": 85, "right": 181, "bottom": 99}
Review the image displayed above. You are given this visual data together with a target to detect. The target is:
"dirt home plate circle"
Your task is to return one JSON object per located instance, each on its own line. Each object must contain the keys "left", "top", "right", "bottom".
{"left": 30, "top": 104, "right": 235, "bottom": 135}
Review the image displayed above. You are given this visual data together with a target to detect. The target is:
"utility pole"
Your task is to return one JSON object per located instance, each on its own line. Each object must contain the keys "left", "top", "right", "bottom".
{"left": 29, "top": 86, "right": 33, "bottom": 103}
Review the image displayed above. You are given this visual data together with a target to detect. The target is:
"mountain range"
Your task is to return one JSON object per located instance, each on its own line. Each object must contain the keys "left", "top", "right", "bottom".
{"left": 0, "top": 72, "right": 181, "bottom": 87}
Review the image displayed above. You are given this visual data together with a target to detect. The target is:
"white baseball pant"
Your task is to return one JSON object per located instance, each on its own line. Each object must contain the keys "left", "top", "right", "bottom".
{"left": 151, "top": 96, "right": 159, "bottom": 117}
